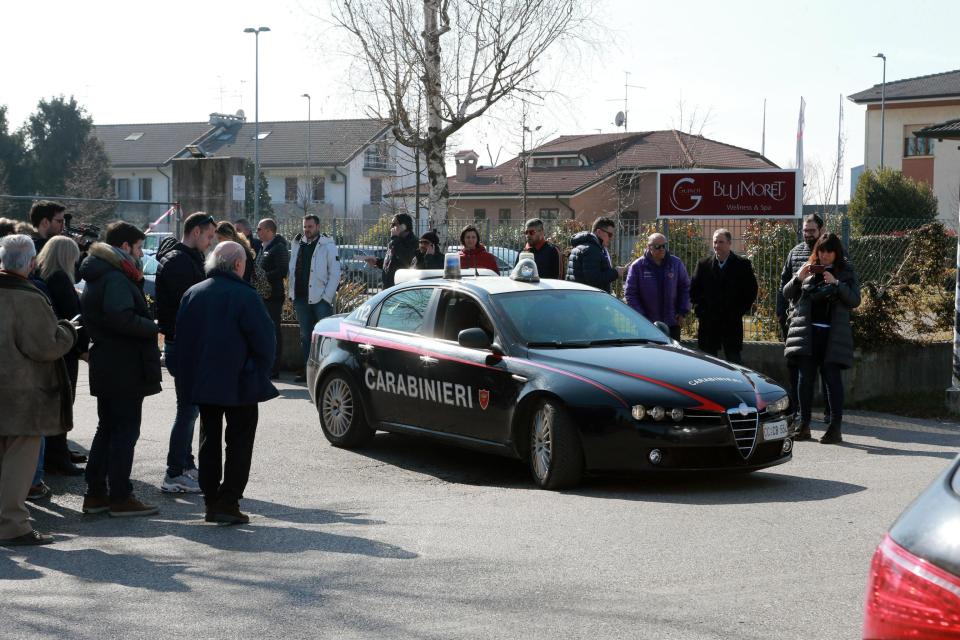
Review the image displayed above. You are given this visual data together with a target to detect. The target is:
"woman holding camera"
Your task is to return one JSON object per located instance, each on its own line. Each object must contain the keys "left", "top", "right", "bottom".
{"left": 783, "top": 233, "right": 860, "bottom": 444}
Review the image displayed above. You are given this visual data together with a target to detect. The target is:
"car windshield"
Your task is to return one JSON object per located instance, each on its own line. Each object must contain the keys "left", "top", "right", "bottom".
{"left": 494, "top": 290, "right": 670, "bottom": 347}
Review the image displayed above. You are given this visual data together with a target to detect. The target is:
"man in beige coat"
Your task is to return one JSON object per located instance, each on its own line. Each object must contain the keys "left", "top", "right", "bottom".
{"left": 0, "top": 234, "right": 77, "bottom": 546}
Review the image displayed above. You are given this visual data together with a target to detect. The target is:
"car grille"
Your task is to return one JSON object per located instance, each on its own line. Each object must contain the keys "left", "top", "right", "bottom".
{"left": 727, "top": 411, "right": 759, "bottom": 459}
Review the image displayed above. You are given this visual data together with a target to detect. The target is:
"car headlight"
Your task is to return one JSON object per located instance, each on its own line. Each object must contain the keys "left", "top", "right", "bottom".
{"left": 767, "top": 395, "right": 790, "bottom": 414}
{"left": 631, "top": 405, "right": 646, "bottom": 420}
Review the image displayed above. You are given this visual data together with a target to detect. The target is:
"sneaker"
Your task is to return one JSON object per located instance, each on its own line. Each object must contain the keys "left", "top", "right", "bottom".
{"left": 820, "top": 429, "right": 843, "bottom": 444}
{"left": 1, "top": 530, "right": 54, "bottom": 546}
{"left": 27, "top": 482, "right": 51, "bottom": 502}
{"left": 161, "top": 472, "right": 202, "bottom": 493}
{"left": 184, "top": 468, "right": 199, "bottom": 481}
{"left": 82, "top": 494, "right": 111, "bottom": 514}
{"left": 206, "top": 501, "right": 250, "bottom": 525}
{"left": 108, "top": 496, "right": 159, "bottom": 518}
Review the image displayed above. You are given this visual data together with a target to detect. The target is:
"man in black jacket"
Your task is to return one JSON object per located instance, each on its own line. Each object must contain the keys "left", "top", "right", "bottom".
{"left": 80, "top": 222, "right": 161, "bottom": 517}
{"left": 155, "top": 211, "right": 215, "bottom": 494}
{"left": 516, "top": 218, "right": 563, "bottom": 279}
{"left": 411, "top": 229, "right": 444, "bottom": 269}
{"left": 566, "top": 216, "right": 624, "bottom": 293}
{"left": 365, "top": 213, "right": 417, "bottom": 288}
{"left": 29, "top": 200, "right": 66, "bottom": 254}
{"left": 689, "top": 229, "right": 758, "bottom": 364}
{"left": 255, "top": 218, "right": 290, "bottom": 379}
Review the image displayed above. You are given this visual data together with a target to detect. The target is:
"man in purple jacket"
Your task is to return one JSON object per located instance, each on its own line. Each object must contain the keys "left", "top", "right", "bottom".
{"left": 625, "top": 233, "right": 691, "bottom": 340}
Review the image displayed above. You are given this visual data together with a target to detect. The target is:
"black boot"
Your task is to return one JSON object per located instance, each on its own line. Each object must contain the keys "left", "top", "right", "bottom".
{"left": 820, "top": 422, "right": 843, "bottom": 444}
{"left": 796, "top": 422, "right": 813, "bottom": 441}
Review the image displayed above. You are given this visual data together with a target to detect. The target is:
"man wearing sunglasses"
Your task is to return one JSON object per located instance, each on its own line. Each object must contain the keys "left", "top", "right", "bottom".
{"left": 156, "top": 211, "right": 216, "bottom": 495}
{"left": 566, "top": 216, "right": 624, "bottom": 292}
{"left": 517, "top": 218, "right": 563, "bottom": 279}
{"left": 625, "top": 233, "right": 691, "bottom": 340}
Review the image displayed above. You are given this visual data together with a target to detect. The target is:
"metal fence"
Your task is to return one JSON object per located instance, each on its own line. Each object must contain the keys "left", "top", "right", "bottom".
{"left": 277, "top": 213, "right": 957, "bottom": 341}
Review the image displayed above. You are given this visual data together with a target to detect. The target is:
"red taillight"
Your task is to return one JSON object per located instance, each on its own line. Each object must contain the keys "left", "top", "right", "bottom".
{"left": 863, "top": 534, "right": 960, "bottom": 639}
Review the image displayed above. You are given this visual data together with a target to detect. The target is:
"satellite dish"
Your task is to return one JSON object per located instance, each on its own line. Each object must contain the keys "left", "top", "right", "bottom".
{"left": 236, "top": 109, "right": 246, "bottom": 119}
{"left": 614, "top": 111, "right": 626, "bottom": 128}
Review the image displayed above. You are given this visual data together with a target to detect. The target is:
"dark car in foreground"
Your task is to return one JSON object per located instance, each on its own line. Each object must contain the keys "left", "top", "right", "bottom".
{"left": 307, "top": 264, "right": 793, "bottom": 489}
{"left": 862, "top": 453, "right": 960, "bottom": 639}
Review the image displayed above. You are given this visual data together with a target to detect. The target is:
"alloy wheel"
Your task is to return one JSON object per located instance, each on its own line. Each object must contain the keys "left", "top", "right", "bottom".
{"left": 322, "top": 378, "right": 354, "bottom": 437}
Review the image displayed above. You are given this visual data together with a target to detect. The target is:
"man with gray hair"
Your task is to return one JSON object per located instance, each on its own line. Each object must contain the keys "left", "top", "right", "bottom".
{"left": 0, "top": 235, "right": 77, "bottom": 545}
{"left": 174, "top": 241, "right": 279, "bottom": 524}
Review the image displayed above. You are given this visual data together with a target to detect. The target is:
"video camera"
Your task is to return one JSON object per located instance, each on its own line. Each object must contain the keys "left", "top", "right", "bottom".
{"left": 63, "top": 213, "right": 100, "bottom": 251}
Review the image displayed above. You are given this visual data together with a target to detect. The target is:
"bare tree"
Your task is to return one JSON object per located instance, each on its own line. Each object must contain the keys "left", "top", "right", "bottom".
{"left": 333, "top": 0, "right": 592, "bottom": 222}
{"left": 63, "top": 137, "right": 115, "bottom": 226}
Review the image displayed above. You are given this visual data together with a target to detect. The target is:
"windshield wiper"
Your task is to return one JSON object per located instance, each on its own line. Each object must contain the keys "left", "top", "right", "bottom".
{"left": 526, "top": 340, "right": 591, "bottom": 349}
{"left": 587, "top": 338, "right": 665, "bottom": 346}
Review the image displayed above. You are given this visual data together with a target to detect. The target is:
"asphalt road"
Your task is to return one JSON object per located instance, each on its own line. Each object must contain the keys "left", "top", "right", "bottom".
{"left": 3, "top": 368, "right": 959, "bottom": 639}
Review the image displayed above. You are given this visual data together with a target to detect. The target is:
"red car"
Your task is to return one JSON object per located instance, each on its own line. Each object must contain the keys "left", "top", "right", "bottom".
{"left": 862, "top": 453, "right": 960, "bottom": 638}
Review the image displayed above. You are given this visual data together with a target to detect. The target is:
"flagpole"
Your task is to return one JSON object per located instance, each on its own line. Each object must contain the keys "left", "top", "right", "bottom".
{"left": 836, "top": 94, "right": 843, "bottom": 214}
{"left": 761, "top": 98, "right": 767, "bottom": 157}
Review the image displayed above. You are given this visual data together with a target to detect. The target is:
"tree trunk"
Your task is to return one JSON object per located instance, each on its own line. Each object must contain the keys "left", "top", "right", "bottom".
{"left": 422, "top": 0, "right": 448, "bottom": 222}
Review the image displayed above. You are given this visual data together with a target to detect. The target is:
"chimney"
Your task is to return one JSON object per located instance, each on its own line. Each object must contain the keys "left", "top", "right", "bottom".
{"left": 455, "top": 149, "right": 480, "bottom": 181}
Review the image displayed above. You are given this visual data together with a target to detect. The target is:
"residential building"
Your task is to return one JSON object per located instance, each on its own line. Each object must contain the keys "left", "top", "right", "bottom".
{"left": 93, "top": 112, "right": 423, "bottom": 224}
{"left": 849, "top": 69, "right": 960, "bottom": 221}
{"left": 389, "top": 131, "right": 777, "bottom": 227}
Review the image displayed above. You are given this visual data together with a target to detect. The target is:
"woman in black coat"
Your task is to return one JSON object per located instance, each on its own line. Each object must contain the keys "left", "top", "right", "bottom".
{"left": 37, "top": 236, "right": 90, "bottom": 473}
{"left": 783, "top": 233, "right": 860, "bottom": 444}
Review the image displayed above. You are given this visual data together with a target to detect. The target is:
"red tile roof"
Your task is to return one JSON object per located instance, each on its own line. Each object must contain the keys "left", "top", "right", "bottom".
{"left": 390, "top": 130, "right": 776, "bottom": 198}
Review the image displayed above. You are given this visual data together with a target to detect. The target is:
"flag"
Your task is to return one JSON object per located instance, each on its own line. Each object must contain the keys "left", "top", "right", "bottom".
{"left": 795, "top": 97, "right": 806, "bottom": 171}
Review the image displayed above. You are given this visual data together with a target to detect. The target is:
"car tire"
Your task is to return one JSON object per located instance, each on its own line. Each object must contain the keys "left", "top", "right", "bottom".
{"left": 528, "top": 398, "right": 583, "bottom": 490}
{"left": 317, "top": 372, "right": 374, "bottom": 448}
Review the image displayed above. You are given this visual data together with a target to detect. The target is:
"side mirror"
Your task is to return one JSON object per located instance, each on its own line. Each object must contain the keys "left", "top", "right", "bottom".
{"left": 458, "top": 327, "right": 492, "bottom": 350}
{"left": 654, "top": 321, "right": 671, "bottom": 338}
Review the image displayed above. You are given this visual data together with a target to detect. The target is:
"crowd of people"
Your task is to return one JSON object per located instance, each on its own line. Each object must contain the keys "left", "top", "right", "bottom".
{"left": 0, "top": 202, "right": 859, "bottom": 546}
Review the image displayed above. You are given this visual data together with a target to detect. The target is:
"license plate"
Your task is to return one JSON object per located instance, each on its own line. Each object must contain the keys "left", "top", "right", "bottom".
{"left": 763, "top": 419, "right": 788, "bottom": 441}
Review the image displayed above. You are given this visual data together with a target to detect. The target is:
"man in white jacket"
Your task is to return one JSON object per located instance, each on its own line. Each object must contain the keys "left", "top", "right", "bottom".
{"left": 288, "top": 215, "right": 340, "bottom": 382}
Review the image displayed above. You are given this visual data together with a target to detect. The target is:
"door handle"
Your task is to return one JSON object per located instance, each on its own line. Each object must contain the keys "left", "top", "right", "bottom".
{"left": 419, "top": 355, "right": 438, "bottom": 367}
{"left": 358, "top": 343, "right": 374, "bottom": 355}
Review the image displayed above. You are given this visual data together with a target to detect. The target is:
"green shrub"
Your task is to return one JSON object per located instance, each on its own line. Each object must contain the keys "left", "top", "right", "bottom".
{"left": 848, "top": 167, "right": 938, "bottom": 234}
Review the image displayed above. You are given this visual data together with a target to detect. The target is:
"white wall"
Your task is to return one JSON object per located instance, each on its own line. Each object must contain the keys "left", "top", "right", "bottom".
{"left": 863, "top": 101, "right": 960, "bottom": 222}
{"left": 110, "top": 168, "right": 171, "bottom": 202}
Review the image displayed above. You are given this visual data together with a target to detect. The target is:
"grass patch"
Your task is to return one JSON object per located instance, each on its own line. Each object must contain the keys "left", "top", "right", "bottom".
{"left": 850, "top": 390, "right": 957, "bottom": 420}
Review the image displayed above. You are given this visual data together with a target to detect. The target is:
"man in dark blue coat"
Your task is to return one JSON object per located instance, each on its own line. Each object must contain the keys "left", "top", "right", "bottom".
{"left": 566, "top": 216, "right": 625, "bottom": 293}
{"left": 174, "top": 241, "right": 278, "bottom": 524}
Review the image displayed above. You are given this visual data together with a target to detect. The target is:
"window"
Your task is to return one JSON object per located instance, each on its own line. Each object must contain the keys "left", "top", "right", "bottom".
{"left": 312, "top": 177, "right": 325, "bottom": 202}
{"left": 557, "top": 157, "right": 579, "bottom": 167}
{"left": 124, "top": 132, "right": 144, "bottom": 141}
{"left": 473, "top": 208, "right": 487, "bottom": 220}
{"left": 435, "top": 291, "right": 495, "bottom": 342}
{"left": 139, "top": 178, "right": 152, "bottom": 201}
{"left": 285, "top": 177, "right": 298, "bottom": 203}
{"left": 375, "top": 288, "right": 433, "bottom": 334}
{"left": 498, "top": 208, "right": 512, "bottom": 222}
{"left": 533, "top": 157, "right": 554, "bottom": 168}
{"left": 539, "top": 208, "right": 559, "bottom": 221}
{"left": 370, "top": 178, "right": 382, "bottom": 203}
{"left": 903, "top": 136, "right": 934, "bottom": 157}
{"left": 253, "top": 131, "right": 271, "bottom": 140}
{"left": 116, "top": 178, "right": 130, "bottom": 200}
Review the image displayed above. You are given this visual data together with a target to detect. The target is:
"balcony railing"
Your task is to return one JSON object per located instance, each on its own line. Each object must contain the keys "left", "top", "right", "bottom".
{"left": 364, "top": 150, "right": 395, "bottom": 172}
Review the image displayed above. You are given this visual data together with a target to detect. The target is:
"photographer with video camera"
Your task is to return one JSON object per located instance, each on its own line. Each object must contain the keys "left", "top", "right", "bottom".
{"left": 29, "top": 201, "right": 66, "bottom": 254}
{"left": 783, "top": 233, "right": 860, "bottom": 445}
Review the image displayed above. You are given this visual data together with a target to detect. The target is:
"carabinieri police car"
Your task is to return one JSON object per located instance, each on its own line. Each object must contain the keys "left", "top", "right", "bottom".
{"left": 307, "top": 255, "right": 794, "bottom": 489}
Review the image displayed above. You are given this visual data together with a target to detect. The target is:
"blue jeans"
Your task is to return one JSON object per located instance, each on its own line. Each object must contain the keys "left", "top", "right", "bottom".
{"left": 293, "top": 298, "right": 333, "bottom": 370}
{"left": 32, "top": 438, "right": 45, "bottom": 486}
{"left": 86, "top": 395, "right": 143, "bottom": 501}
{"left": 164, "top": 341, "right": 198, "bottom": 477}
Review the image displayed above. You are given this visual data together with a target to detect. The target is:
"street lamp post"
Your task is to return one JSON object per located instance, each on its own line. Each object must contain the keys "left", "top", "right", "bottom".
{"left": 875, "top": 52, "right": 887, "bottom": 170}
{"left": 244, "top": 26, "right": 270, "bottom": 221}
{"left": 302, "top": 93, "right": 311, "bottom": 207}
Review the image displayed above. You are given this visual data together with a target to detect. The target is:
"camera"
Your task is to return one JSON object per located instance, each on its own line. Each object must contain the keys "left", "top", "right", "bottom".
{"left": 63, "top": 213, "right": 100, "bottom": 251}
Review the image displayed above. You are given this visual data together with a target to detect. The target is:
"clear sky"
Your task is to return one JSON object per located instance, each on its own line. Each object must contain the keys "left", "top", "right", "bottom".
{"left": 3, "top": 0, "right": 957, "bottom": 203}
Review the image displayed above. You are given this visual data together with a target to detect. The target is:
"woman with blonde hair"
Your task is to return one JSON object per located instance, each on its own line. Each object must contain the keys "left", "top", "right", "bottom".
{"left": 215, "top": 221, "right": 255, "bottom": 283}
{"left": 35, "top": 235, "right": 89, "bottom": 476}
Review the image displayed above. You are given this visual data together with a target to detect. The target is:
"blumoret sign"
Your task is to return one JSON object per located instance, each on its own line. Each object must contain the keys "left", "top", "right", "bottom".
{"left": 657, "top": 170, "right": 801, "bottom": 219}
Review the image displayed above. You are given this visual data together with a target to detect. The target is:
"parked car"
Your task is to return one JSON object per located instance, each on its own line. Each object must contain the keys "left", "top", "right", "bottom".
{"left": 339, "top": 244, "right": 386, "bottom": 288}
{"left": 862, "top": 453, "right": 960, "bottom": 638}
{"left": 307, "top": 263, "right": 793, "bottom": 489}
{"left": 143, "top": 232, "right": 173, "bottom": 254}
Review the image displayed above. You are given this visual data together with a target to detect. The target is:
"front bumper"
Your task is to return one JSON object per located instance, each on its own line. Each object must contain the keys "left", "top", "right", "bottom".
{"left": 578, "top": 410, "right": 793, "bottom": 472}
